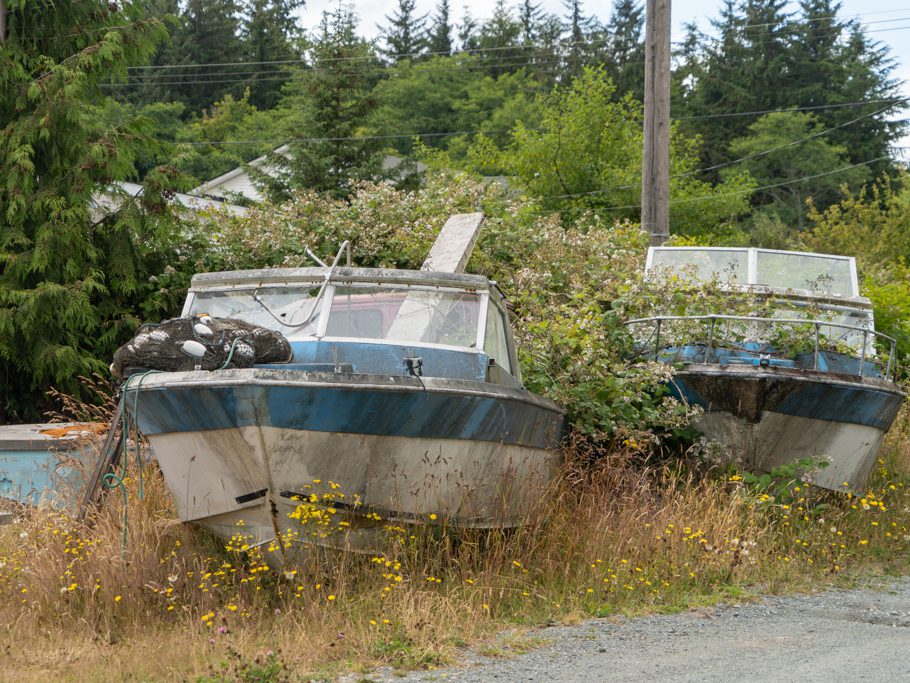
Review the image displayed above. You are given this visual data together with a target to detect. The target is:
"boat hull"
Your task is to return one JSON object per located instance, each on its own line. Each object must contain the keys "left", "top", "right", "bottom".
{"left": 125, "top": 368, "right": 564, "bottom": 560}
{"left": 0, "top": 424, "right": 100, "bottom": 508}
{"left": 670, "top": 365, "right": 905, "bottom": 491}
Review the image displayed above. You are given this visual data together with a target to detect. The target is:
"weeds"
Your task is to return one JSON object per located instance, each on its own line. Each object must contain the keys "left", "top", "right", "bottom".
{"left": 1, "top": 405, "right": 908, "bottom": 681}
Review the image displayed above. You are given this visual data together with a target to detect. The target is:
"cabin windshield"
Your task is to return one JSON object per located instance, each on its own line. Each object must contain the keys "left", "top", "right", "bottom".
{"left": 187, "top": 282, "right": 484, "bottom": 349}
{"left": 187, "top": 286, "right": 324, "bottom": 336}
{"left": 648, "top": 247, "right": 858, "bottom": 297}
{"left": 324, "top": 285, "right": 482, "bottom": 347}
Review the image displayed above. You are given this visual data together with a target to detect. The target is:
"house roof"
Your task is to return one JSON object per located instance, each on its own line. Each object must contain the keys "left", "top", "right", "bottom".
{"left": 189, "top": 143, "right": 427, "bottom": 202}
{"left": 89, "top": 181, "right": 248, "bottom": 224}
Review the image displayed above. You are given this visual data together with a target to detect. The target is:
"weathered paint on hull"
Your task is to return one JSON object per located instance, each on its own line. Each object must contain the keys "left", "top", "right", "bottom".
{"left": 125, "top": 368, "right": 564, "bottom": 561}
{"left": 148, "top": 426, "right": 557, "bottom": 561}
{"left": 671, "top": 365, "right": 905, "bottom": 491}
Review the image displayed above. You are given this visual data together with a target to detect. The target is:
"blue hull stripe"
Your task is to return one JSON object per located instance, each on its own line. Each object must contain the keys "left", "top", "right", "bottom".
{"left": 128, "top": 383, "right": 564, "bottom": 450}
{"left": 671, "top": 370, "right": 904, "bottom": 431}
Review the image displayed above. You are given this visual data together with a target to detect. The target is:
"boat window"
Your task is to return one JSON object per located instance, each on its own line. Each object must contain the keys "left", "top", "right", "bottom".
{"left": 325, "top": 286, "right": 481, "bottom": 347}
{"left": 754, "top": 251, "right": 854, "bottom": 295}
{"left": 187, "top": 286, "right": 323, "bottom": 336}
{"left": 484, "top": 302, "right": 512, "bottom": 374}
{"left": 767, "top": 303, "right": 874, "bottom": 354}
{"left": 650, "top": 249, "right": 748, "bottom": 284}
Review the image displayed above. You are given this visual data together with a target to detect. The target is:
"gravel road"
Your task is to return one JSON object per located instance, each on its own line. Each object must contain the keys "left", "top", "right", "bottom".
{"left": 370, "top": 577, "right": 910, "bottom": 682}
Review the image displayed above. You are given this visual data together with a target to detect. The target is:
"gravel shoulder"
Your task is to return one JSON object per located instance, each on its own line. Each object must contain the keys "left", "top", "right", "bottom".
{"left": 370, "top": 577, "right": 910, "bottom": 682}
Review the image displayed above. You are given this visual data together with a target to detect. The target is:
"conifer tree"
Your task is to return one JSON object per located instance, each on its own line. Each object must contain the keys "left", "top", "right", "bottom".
{"left": 265, "top": 6, "right": 387, "bottom": 200}
{"left": 174, "top": 0, "right": 244, "bottom": 110}
{"left": 478, "top": 0, "right": 523, "bottom": 77}
{"left": 790, "top": 0, "right": 904, "bottom": 177}
{"left": 427, "top": 0, "right": 453, "bottom": 56}
{"left": 381, "top": 0, "right": 428, "bottom": 61}
{"left": 0, "top": 1, "right": 183, "bottom": 420}
{"left": 457, "top": 8, "right": 480, "bottom": 52}
{"left": 562, "top": 0, "right": 595, "bottom": 77}
{"left": 241, "top": 0, "right": 304, "bottom": 108}
{"left": 519, "top": 0, "right": 542, "bottom": 43}
{"left": 604, "top": 0, "right": 644, "bottom": 100}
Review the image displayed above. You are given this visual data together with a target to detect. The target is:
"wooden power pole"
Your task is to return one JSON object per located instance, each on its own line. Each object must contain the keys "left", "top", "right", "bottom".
{"left": 641, "top": 0, "right": 671, "bottom": 246}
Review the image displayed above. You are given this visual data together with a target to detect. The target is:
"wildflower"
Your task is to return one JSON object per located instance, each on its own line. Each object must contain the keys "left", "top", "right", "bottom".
{"left": 114, "top": 595, "right": 122, "bottom": 602}
{"left": 429, "top": 513, "right": 438, "bottom": 520}
{"left": 328, "top": 595, "right": 336, "bottom": 601}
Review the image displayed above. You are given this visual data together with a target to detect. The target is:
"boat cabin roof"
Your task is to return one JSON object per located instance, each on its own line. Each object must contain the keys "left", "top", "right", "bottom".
{"left": 646, "top": 247, "right": 861, "bottom": 300}
{"left": 190, "top": 267, "right": 494, "bottom": 292}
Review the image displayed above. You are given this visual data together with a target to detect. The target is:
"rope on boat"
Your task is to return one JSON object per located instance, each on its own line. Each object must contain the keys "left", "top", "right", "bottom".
{"left": 99, "top": 370, "right": 157, "bottom": 566}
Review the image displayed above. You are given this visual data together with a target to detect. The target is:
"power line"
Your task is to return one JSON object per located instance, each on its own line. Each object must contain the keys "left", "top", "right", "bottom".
{"left": 674, "top": 98, "right": 907, "bottom": 121}
{"left": 120, "top": 10, "right": 910, "bottom": 75}
{"left": 538, "top": 106, "right": 903, "bottom": 202}
{"left": 153, "top": 98, "right": 905, "bottom": 150}
{"left": 534, "top": 155, "right": 892, "bottom": 212}
{"left": 107, "top": 21, "right": 910, "bottom": 90}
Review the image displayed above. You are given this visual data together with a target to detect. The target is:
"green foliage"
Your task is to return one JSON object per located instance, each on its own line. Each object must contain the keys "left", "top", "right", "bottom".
{"left": 260, "top": 6, "right": 387, "bottom": 201}
{"left": 371, "top": 56, "right": 542, "bottom": 158}
{"left": 0, "top": 1, "right": 193, "bottom": 421}
{"left": 725, "top": 111, "right": 870, "bottom": 232}
{"left": 195, "top": 647, "right": 289, "bottom": 683}
{"left": 240, "top": 0, "right": 304, "bottom": 109}
{"left": 176, "top": 91, "right": 284, "bottom": 184}
{"left": 800, "top": 176, "right": 910, "bottom": 375}
{"left": 737, "top": 457, "right": 829, "bottom": 506}
{"left": 802, "top": 177, "right": 910, "bottom": 267}
{"left": 502, "top": 67, "right": 754, "bottom": 237}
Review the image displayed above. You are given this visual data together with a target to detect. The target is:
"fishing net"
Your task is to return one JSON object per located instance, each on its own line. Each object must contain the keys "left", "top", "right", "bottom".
{"left": 110, "top": 316, "right": 293, "bottom": 379}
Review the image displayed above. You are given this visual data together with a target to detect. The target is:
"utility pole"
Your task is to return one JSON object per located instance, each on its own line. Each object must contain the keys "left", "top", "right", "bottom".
{"left": 641, "top": 0, "right": 671, "bottom": 246}
{"left": 0, "top": 0, "right": 7, "bottom": 44}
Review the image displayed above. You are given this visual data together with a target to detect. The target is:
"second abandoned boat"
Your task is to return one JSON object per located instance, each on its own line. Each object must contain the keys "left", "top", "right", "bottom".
{"left": 121, "top": 215, "right": 564, "bottom": 561}
{"left": 628, "top": 246, "right": 905, "bottom": 492}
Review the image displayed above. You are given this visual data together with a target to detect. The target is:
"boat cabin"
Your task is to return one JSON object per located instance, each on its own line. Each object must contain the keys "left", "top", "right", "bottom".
{"left": 181, "top": 267, "right": 521, "bottom": 386}
{"left": 637, "top": 247, "right": 896, "bottom": 379}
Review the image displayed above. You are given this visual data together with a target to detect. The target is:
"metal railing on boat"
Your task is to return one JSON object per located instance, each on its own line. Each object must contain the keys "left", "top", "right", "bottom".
{"left": 624, "top": 314, "right": 898, "bottom": 381}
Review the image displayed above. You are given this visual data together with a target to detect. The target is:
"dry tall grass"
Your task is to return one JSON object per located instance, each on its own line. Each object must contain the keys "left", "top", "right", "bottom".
{"left": 1, "top": 409, "right": 909, "bottom": 681}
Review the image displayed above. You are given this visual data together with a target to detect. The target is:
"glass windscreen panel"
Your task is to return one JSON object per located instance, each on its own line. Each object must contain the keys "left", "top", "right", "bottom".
{"left": 187, "top": 286, "right": 323, "bottom": 336}
{"left": 650, "top": 249, "right": 748, "bottom": 284}
{"left": 767, "top": 303, "right": 874, "bottom": 354}
{"left": 484, "top": 303, "right": 512, "bottom": 373}
{"left": 325, "top": 286, "right": 481, "bottom": 347}
{"left": 755, "top": 251, "right": 854, "bottom": 295}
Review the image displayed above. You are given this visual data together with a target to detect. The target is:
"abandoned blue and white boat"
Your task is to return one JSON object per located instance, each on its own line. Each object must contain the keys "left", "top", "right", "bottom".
{"left": 627, "top": 247, "right": 905, "bottom": 492}
{"left": 122, "top": 225, "right": 564, "bottom": 558}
